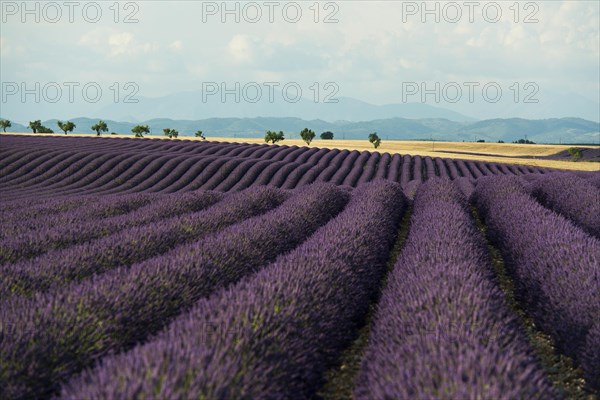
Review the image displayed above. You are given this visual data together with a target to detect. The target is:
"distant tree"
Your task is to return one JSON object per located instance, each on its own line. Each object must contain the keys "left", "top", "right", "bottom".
{"left": 37, "top": 125, "right": 54, "bottom": 133}
{"left": 28, "top": 120, "right": 42, "bottom": 133}
{"left": 476, "top": 139, "right": 485, "bottom": 143}
{"left": 300, "top": 128, "right": 316, "bottom": 145}
{"left": 57, "top": 120, "right": 76, "bottom": 135}
{"left": 163, "top": 128, "right": 179, "bottom": 139}
{"left": 320, "top": 131, "right": 334, "bottom": 140}
{"left": 0, "top": 119, "right": 11, "bottom": 132}
{"left": 265, "top": 130, "right": 285, "bottom": 144}
{"left": 497, "top": 140, "right": 505, "bottom": 143}
{"left": 111, "top": 132, "right": 117, "bottom": 135}
{"left": 91, "top": 120, "right": 108, "bottom": 136}
{"left": 513, "top": 138, "right": 536, "bottom": 144}
{"left": 368, "top": 132, "right": 381, "bottom": 149}
{"left": 567, "top": 147, "right": 583, "bottom": 161}
{"left": 132, "top": 125, "right": 150, "bottom": 138}
{"left": 195, "top": 130, "right": 206, "bottom": 140}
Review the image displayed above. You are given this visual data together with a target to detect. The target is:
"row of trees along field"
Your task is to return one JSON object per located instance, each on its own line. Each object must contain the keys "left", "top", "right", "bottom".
{"left": 0, "top": 119, "right": 206, "bottom": 139}
{"left": 0, "top": 118, "right": 539, "bottom": 148}
{"left": 266, "top": 128, "right": 383, "bottom": 148}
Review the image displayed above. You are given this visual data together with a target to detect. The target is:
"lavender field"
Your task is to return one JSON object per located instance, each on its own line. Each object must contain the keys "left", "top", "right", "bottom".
{"left": 1, "top": 135, "right": 599, "bottom": 399}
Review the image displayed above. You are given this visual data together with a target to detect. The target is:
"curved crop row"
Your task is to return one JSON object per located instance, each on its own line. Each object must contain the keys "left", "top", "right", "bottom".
{"left": 0, "top": 190, "right": 254, "bottom": 299}
{"left": 0, "top": 192, "right": 173, "bottom": 264}
{"left": 0, "top": 183, "right": 348, "bottom": 399}
{"left": 1, "top": 191, "right": 163, "bottom": 240}
{"left": 355, "top": 179, "right": 555, "bottom": 399}
{"left": 1, "top": 152, "right": 137, "bottom": 200}
{"left": 1, "top": 137, "right": 556, "bottom": 199}
{"left": 527, "top": 172, "right": 600, "bottom": 237}
{"left": 474, "top": 176, "right": 600, "bottom": 390}
{"left": 59, "top": 180, "right": 407, "bottom": 400}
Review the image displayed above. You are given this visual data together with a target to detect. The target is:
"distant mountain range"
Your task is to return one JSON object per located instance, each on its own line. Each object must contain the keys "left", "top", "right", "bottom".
{"left": 3, "top": 116, "right": 599, "bottom": 144}
{"left": 3, "top": 87, "right": 599, "bottom": 124}
{"left": 96, "top": 95, "right": 477, "bottom": 123}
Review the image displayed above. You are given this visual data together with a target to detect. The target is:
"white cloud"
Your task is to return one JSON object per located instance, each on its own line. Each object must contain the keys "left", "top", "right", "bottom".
{"left": 169, "top": 40, "right": 183, "bottom": 52}
{"left": 228, "top": 34, "right": 254, "bottom": 64}
{"left": 108, "top": 32, "right": 133, "bottom": 56}
{"left": 79, "top": 29, "right": 157, "bottom": 58}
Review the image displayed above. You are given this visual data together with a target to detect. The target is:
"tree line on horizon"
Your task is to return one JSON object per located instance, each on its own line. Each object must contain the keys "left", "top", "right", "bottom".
{"left": 266, "top": 128, "right": 382, "bottom": 148}
{"left": 0, "top": 119, "right": 206, "bottom": 140}
{"left": 0, "top": 118, "right": 539, "bottom": 148}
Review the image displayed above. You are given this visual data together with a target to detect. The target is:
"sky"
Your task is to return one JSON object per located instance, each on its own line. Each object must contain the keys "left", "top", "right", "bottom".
{"left": 1, "top": 0, "right": 599, "bottom": 122}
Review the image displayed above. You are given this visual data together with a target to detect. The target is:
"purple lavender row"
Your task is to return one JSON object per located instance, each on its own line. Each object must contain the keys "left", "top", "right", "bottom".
{"left": 0, "top": 194, "right": 91, "bottom": 224}
{"left": 13, "top": 152, "right": 162, "bottom": 198}
{"left": 424, "top": 156, "right": 436, "bottom": 178}
{"left": 0, "top": 191, "right": 161, "bottom": 241}
{"left": 0, "top": 183, "right": 347, "bottom": 399}
{"left": 0, "top": 151, "right": 80, "bottom": 191}
{"left": 80, "top": 154, "right": 198, "bottom": 195}
{"left": 58, "top": 180, "right": 406, "bottom": 399}
{"left": 197, "top": 146, "right": 296, "bottom": 191}
{"left": 400, "top": 155, "right": 411, "bottom": 186}
{"left": 0, "top": 143, "right": 242, "bottom": 199}
{"left": 474, "top": 176, "right": 600, "bottom": 390}
{"left": 1, "top": 190, "right": 271, "bottom": 299}
{"left": 0, "top": 190, "right": 168, "bottom": 240}
{"left": 78, "top": 149, "right": 233, "bottom": 196}
{"left": 253, "top": 149, "right": 310, "bottom": 189}
{"left": 229, "top": 147, "right": 307, "bottom": 191}
{"left": 527, "top": 172, "right": 600, "bottom": 238}
{"left": 0, "top": 152, "right": 150, "bottom": 200}
{"left": 22, "top": 153, "right": 145, "bottom": 196}
{"left": 0, "top": 148, "right": 75, "bottom": 183}
{"left": 295, "top": 148, "right": 341, "bottom": 187}
{"left": 373, "top": 152, "right": 390, "bottom": 180}
{"left": 314, "top": 149, "right": 350, "bottom": 183}
{"left": 281, "top": 148, "right": 330, "bottom": 189}
{"left": 0, "top": 190, "right": 214, "bottom": 264}
{"left": 386, "top": 153, "right": 402, "bottom": 182}
{"left": 329, "top": 150, "right": 360, "bottom": 185}
{"left": 0, "top": 150, "right": 104, "bottom": 190}
{"left": 413, "top": 155, "right": 423, "bottom": 182}
{"left": 0, "top": 145, "right": 162, "bottom": 194}
{"left": 341, "top": 151, "right": 371, "bottom": 187}
{"left": 435, "top": 157, "right": 450, "bottom": 179}
{"left": 355, "top": 151, "right": 380, "bottom": 185}
{"left": 355, "top": 178, "right": 556, "bottom": 399}
{"left": 587, "top": 172, "right": 600, "bottom": 189}
{"left": 0, "top": 149, "right": 58, "bottom": 183}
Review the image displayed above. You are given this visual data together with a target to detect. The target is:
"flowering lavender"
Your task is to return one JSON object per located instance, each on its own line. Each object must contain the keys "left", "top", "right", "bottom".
{"left": 59, "top": 180, "right": 406, "bottom": 400}
{"left": 527, "top": 172, "right": 600, "bottom": 237}
{"left": 424, "top": 156, "right": 436, "bottom": 179}
{"left": 435, "top": 157, "right": 450, "bottom": 179}
{"left": 2, "top": 136, "right": 556, "bottom": 200}
{"left": 330, "top": 150, "right": 360, "bottom": 185}
{"left": 342, "top": 151, "right": 371, "bottom": 187}
{"left": 386, "top": 153, "right": 402, "bottom": 182}
{"left": 0, "top": 183, "right": 348, "bottom": 399}
{"left": 0, "top": 192, "right": 169, "bottom": 263}
{"left": 296, "top": 148, "right": 341, "bottom": 187}
{"left": 455, "top": 159, "right": 473, "bottom": 178}
{"left": 475, "top": 175, "right": 600, "bottom": 390}
{"left": 355, "top": 178, "right": 557, "bottom": 399}
{"left": 0, "top": 190, "right": 169, "bottom": 241}
{"left": 356, "top": 151, "right": 380, "bottom": 186}
{"left": 400, "top": 155, "right": 412, "bottom": 186}
{"left": 0, "top": 188, "right": 290, "bottom": 299}
{"left": 374, "top": 152, "right": 391, "bottom": 180}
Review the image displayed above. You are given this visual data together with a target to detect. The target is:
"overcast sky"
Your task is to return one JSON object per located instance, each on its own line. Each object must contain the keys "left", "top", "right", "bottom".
{"left": 1, "top": 0, "right": 599, "bottom": 121}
